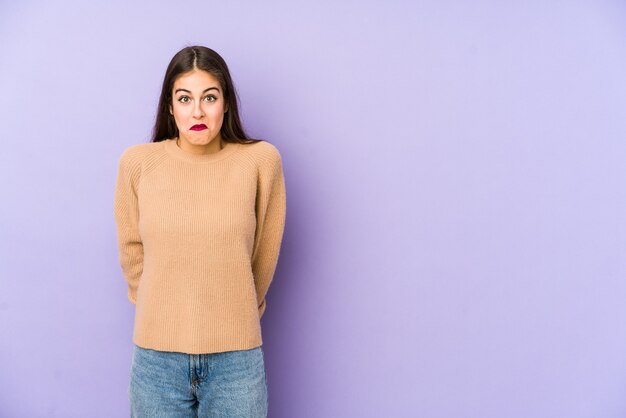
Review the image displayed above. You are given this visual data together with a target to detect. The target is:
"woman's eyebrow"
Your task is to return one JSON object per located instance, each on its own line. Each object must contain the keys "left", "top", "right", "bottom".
{"left": 174, "top": 87, "right": 220, "bottom": 94}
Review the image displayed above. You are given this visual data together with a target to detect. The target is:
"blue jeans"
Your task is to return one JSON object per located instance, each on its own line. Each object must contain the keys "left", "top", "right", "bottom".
{"left": 129, "top": 344, "right": 268, "bottom": 417}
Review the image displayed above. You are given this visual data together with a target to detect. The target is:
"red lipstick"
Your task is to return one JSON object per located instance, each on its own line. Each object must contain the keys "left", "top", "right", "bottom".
{"left": 190, "top": 124, "right": 207, "bottom": 131}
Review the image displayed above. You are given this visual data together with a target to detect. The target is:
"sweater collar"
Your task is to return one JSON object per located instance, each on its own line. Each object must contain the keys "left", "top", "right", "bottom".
{"left": 163, "top": 138, "right": 240, "bottom": 163}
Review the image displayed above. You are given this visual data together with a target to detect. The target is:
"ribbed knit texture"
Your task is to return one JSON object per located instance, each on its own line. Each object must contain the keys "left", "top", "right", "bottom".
{"left": 113, "top": 138, "right": 286, "bottom": 354}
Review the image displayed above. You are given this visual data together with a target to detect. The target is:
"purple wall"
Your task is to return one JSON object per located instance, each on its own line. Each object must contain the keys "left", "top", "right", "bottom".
{"left": 1, "top": 1, "right": 626, "bottom": 417}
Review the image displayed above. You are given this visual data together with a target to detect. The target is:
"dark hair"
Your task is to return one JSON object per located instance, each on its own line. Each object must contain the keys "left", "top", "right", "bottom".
{"left": 151, "top": 45, "right": 260, "bottom": 144}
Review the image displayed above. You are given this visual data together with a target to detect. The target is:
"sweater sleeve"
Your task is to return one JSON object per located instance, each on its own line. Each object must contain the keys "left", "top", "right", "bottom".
{"left": 252, "top": 152, "right": 287, "bottom": 319}
{"left": 113, "top": 150, "right": 144, "bottom": 305}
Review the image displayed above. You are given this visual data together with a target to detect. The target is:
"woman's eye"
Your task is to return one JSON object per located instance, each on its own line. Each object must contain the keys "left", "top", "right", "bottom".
{"left": 177, "top": 96, "right": 215, "bottom": 103}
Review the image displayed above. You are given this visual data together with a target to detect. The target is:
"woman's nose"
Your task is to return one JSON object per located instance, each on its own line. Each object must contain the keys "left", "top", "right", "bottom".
{"left": 193, "top": 102, "right": 204, "bottom": 118}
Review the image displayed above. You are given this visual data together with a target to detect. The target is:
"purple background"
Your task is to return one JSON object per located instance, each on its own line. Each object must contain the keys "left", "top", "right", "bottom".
{"left": 1, "top": 1, "right": 626, "bottom": 417}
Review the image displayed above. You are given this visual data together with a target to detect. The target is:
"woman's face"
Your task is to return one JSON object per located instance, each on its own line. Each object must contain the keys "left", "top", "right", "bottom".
{"left": 169, "top": 69, "right": 227, "bottom": 147}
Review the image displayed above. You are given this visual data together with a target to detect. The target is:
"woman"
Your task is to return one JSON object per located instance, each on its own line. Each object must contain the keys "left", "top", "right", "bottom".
{"left": 114, "top": 45, "right": 286, "bottom": 417}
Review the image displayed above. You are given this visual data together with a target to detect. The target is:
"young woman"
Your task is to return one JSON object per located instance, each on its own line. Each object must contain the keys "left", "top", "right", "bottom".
{"left": 114, "top": 45, "right": 286, "bottom": 417}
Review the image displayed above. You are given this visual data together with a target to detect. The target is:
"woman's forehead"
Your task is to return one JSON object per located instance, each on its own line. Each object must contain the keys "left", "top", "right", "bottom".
{"left": 173, "top": 70, "right": 221, "bottom": 92}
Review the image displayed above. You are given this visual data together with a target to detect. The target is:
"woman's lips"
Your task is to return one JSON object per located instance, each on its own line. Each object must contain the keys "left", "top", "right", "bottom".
{"left": 190, "top": 124, "right": 207, "bottom": 131}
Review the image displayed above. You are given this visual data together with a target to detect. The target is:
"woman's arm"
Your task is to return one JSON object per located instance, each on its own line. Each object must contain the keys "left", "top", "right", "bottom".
{"left": 252, "top": 151, "right": 287, "bottom": 319}
{"left": 113, "top": 149, "right": 144, "bottom": 305}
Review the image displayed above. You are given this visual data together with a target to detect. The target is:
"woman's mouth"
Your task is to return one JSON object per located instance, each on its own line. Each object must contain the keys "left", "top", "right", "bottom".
{"left": 190, "top": 124, "right": 208, "bottom": 131}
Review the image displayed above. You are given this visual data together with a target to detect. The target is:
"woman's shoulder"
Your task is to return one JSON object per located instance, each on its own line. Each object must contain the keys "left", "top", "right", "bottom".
{"left": 240, "top": 139, "right": 282, "bottom": 166}
{"left": 118, "top": 140, "right": 166, "bottom": 165}
{"left": 120, "top": 140, "right": 163, "bottom": 156}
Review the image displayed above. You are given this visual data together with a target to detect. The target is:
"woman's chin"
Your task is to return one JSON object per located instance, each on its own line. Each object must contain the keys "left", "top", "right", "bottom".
{"left": 186, "top": 135, "right": 215, "bottom": 145}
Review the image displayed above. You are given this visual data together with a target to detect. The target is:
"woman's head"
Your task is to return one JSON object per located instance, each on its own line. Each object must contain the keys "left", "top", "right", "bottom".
{"left": 151, "top": 46, "right": 252, "bottom": 144}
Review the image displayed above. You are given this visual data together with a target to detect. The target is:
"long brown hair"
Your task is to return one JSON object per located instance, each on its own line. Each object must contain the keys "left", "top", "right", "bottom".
{"left": 151, "top": 45, "right": 260, "bottom": 144}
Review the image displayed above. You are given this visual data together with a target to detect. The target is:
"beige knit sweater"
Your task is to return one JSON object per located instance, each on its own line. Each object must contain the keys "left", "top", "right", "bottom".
{"left": 113, "top": 138, "right": 286, "bottom": 354}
